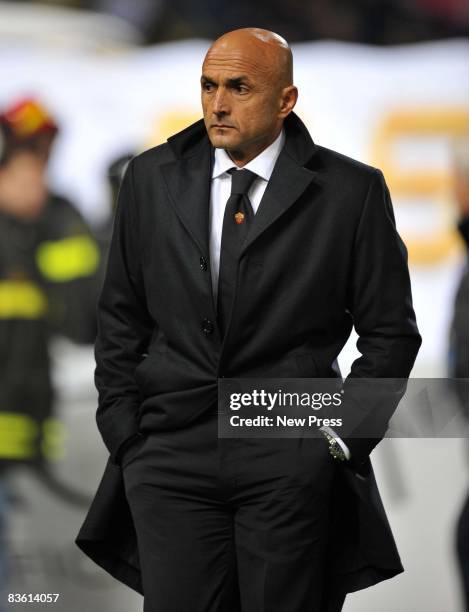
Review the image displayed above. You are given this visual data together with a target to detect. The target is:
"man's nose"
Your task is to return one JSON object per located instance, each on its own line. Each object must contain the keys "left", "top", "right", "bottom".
{"left": 212, "top": 87, "right": 229, "bottom": 115}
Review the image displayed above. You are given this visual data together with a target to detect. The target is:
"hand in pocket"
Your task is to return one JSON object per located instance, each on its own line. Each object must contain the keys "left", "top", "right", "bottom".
{"left": 120, "top": 433, "right": 148, "bottom": 470}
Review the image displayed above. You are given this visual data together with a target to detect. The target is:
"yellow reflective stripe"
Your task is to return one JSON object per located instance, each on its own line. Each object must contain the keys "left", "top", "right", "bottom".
{"left": 0, "top": 415, "right": 67, "bottom": 460}
{"left": 41, "top": 417, "right": 67, "bottom": 461}
{"left": 0, "top": 413, "right": 38, "bottom": 459}
{"left": 35, "top": 234, "right": 100, "bottom": 282}
{"left": 0, "top": 280, "right": 48, "bottom": 319}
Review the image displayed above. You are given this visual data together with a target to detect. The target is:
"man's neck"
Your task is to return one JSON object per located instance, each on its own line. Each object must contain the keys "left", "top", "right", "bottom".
{"left": 226, "top": 126, "right": 284, "bottom": 167}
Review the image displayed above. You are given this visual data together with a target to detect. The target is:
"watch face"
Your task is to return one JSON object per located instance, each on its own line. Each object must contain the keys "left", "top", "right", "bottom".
{"left": 329, "top": 440, "right": 346, "bottom": 461}
{"left": 334, "top": 450, "right": 346, "bottom": 461}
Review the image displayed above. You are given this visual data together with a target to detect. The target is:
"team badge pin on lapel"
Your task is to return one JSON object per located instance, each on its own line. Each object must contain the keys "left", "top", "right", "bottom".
{"left": 234, "top": 212, "right": 245, "bottom": 225}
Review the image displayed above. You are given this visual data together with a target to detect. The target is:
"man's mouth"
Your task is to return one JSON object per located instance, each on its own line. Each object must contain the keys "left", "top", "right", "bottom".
{"left": 212, "top": 124, "right": 234, "bottom": 128}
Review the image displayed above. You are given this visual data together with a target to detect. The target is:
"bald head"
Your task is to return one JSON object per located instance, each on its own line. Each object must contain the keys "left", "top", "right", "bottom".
{"left": 201, "top": 28, "right": 297, "bottom": 166}
{"left": 206, "top": 28, "right": 293, "bottom": 89}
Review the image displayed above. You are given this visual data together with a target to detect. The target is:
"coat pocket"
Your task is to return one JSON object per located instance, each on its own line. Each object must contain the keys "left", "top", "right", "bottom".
{"left": 134, "top": 350, "right": 167, "bottom": 392}
{"left": 120, "top": 433, "right": 149, "bottom": 470}
{"left": 340, "top": 457, "right": 374, "bottom": 500}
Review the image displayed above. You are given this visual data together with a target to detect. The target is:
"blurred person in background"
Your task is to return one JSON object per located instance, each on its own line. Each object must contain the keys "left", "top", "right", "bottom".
{"left": 0, "top": 97, "right": 102, "bottom": 597}
{"left": 450, "top": 136, "right": 469, "bottom": 612}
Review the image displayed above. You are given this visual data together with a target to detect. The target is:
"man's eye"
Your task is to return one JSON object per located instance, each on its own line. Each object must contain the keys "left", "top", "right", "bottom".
{"left": 236, "top": 85, "right": 248, "bottom": 93}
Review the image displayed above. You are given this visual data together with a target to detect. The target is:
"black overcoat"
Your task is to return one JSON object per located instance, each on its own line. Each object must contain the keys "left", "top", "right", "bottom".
{"left": 76, "top": 111, "right": 421, "bottom": 610}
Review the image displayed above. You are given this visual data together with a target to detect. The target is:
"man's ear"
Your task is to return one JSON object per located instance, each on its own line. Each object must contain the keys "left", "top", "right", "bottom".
{"left": 278, "top": 85, "right": 298, "bottom": 119}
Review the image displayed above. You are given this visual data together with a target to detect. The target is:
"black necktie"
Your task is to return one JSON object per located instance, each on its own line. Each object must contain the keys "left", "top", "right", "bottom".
{"left": 217, "top": 168, "right": 258, "bottom": 337}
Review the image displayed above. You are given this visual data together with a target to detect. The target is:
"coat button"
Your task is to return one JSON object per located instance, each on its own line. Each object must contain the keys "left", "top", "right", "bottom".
{"left": 200, "top": 256, "right": 208, "bottom": 271}
{"left": 201, "top": 318, "right": 214, "bottom": 334}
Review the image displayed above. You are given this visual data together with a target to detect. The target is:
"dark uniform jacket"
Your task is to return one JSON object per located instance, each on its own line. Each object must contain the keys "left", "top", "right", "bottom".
{"left": 76, "top": 112, "right": 421, "bottom": 609}
{"left": 0, "top": 194, "right": 101, "bottom": 466}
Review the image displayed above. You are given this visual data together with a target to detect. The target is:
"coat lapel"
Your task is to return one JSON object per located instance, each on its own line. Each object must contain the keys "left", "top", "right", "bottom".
{"left": 240, "top": 149, "right": 319, "bottom": 257}
{"left": 160, "top": 120, "right": 213, "bottom": 261}
{"left": 159, "top": 112, "right": 323, "bottom": 263}
{"left": 239, "top": 112, "right": 323, "bottom": 256}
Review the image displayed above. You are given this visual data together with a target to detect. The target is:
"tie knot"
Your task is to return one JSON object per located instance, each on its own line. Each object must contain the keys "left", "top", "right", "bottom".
{"left": 228, "top": 168, "right": 258, "bottom": 195}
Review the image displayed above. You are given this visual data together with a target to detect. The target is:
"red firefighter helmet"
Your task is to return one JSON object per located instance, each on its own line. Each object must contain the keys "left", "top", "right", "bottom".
{"left": 0, "top": 97, "right": 59, "bottom": 163}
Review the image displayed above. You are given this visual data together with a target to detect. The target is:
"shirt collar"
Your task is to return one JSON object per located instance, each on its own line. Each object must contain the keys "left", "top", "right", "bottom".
{"left": 211, "top": 128, "right": 285, "bottom": 182}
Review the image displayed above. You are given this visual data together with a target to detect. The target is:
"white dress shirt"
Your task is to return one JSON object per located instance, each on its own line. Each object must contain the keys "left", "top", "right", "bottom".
{"left": 208, "top": 128, "right": 351, "bottom": 461}
{"left": 209, "top": 128, "right": 286, "bottom": 302}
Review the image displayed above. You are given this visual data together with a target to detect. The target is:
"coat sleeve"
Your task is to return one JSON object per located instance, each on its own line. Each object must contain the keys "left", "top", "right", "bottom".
{"left": 94, "top": 158, "right": 155, "bottom": 465}
{"left": 340, "top": 169, "right": 422, "bottom": 467}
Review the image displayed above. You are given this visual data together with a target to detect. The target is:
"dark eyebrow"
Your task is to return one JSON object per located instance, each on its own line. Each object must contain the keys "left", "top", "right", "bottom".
{"left": 226, "top": 76, "right": 250, "bottom": 88}
{"left": 200, "top": 75, "right": 251, "bottom": 87}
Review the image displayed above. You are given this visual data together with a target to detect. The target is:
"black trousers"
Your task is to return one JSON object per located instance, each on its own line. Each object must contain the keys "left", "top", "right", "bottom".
{"left": 122, "top": 407, "right": 340, "bottom": 612}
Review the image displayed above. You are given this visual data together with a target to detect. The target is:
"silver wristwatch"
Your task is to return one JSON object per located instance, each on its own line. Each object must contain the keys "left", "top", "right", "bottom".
{"left": 320, "top": 429, "right": 347, "bottom": 461}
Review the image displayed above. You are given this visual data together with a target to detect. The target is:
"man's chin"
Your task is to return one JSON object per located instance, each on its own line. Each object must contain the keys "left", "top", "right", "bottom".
{"left": 207, "top": 132, "right": 240, "bottom": 150}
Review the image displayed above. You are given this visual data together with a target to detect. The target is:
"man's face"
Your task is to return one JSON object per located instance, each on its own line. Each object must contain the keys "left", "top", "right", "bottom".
{"left": 0, "top": 150, "right": 48, "bottom": 220}
{"left": 201, "top": 45, "right": 284, "bottom": 161}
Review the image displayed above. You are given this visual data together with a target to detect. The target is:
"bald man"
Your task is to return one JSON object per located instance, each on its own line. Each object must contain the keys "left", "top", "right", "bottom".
{"left": 76, "top": 28, "right": 421, "bottom": 612}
